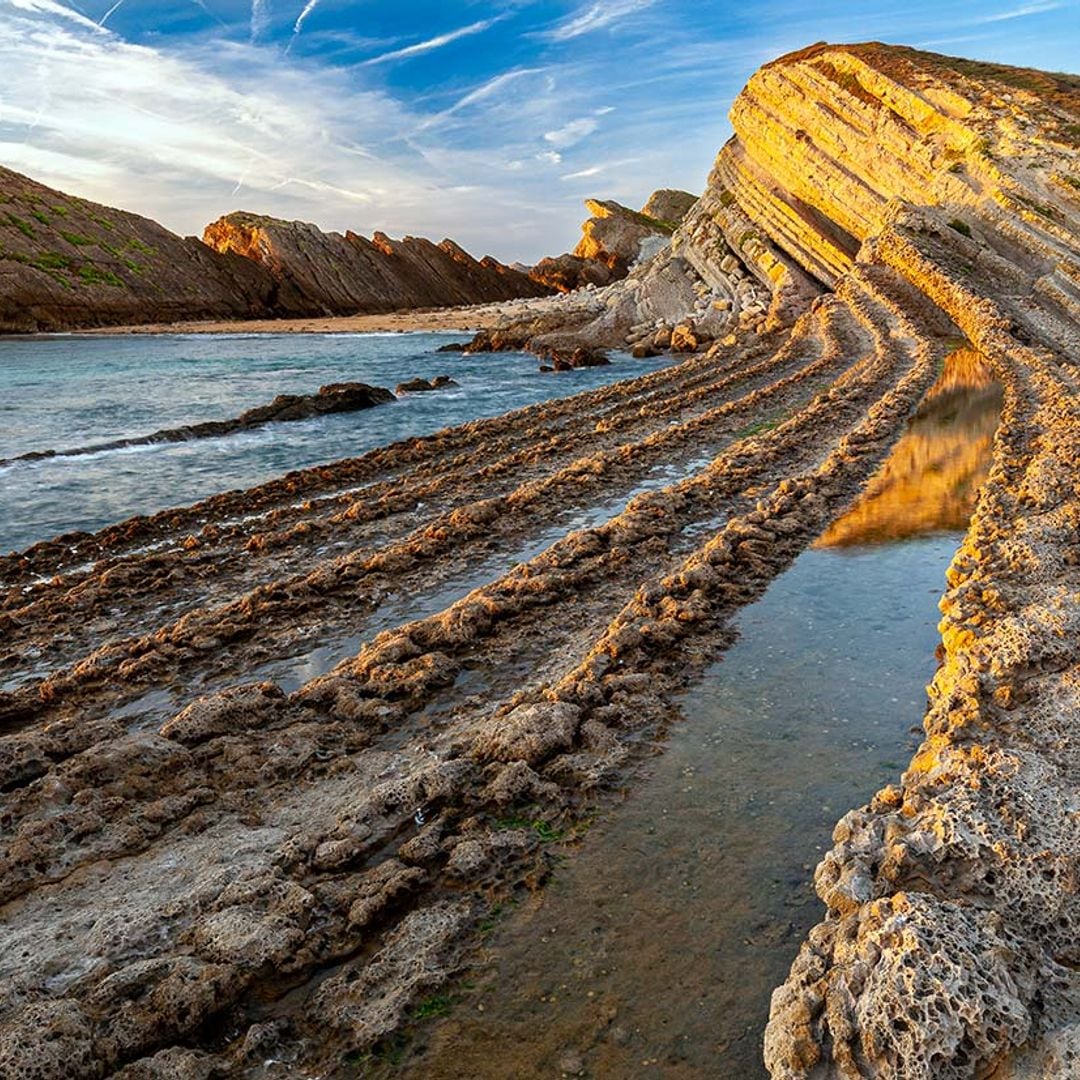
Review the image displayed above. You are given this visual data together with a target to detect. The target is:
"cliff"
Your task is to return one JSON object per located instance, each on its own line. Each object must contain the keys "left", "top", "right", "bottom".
{"left": 529, "top": 190, "right": 695, "bottom": 292}
{"left": 203, "top": 212, "right": 551, "bottom": 315}
{"left": 481, "top": 44, "right": 1080, "bottom": 1077}
{"left": 0, "top": 166, "right": 292, "bottom": 332}
{"left": 0, "top": 169, "right": 550, "bottom": 332}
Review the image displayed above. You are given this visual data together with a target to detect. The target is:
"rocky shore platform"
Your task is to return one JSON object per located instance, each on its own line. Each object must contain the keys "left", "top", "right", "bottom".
{"left": 2, "top": 42, "right": 1080, "bottom": 1079}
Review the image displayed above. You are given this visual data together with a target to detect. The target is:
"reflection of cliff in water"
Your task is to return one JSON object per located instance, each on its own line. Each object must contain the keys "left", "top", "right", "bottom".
{"left": 816, "top": 349, "right": 1002, "bottom": 548}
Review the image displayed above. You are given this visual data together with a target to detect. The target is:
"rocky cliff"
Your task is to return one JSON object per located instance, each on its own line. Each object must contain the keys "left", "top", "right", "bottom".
{"left": 0, "top": 166, "right": 294, "bottom": 332}
{"left": 203, "top": 212, "right": 550, "bottom": 315}
{"left": 475, "top": 46, "right": 1080, "bottom": 1076}
{"left": 529, "top": 190, "right": 695, "bottom": 292}
{"left": 0, "top": 169, "right": 550, "bottom": 332}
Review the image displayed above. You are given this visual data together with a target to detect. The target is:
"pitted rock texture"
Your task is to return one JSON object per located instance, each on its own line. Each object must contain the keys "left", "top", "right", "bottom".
{"left": 2, "top": 40, "right": 1080, "bottom": 1080}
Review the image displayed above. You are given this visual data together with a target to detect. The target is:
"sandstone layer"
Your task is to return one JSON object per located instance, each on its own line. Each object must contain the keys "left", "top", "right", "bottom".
{"left": 1, "top": 42, "right": 1079, "bottom": 1080}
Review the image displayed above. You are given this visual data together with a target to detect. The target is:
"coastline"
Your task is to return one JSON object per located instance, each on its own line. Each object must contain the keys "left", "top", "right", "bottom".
{"left": 72, "top": 300, "right": 523, "bottom": 337}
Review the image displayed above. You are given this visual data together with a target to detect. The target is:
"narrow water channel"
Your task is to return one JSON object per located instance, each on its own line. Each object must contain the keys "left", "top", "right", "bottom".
{"left": 374, "top": 351, "right": 1003, "bottom": 1079}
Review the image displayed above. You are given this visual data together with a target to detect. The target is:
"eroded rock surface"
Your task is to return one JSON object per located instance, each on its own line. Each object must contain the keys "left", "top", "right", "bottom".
{"left": 1, "top": 41, "right": 1079, "bottom": 1080}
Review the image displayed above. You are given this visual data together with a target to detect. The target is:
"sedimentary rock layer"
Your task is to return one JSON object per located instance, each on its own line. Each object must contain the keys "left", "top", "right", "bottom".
{"left": 0, "top": 383, "right": 394, "bottom": 468}
{"left": 203, "top": 213, "right": 550, "bottom": 315}
{"left": 1, "top": 41, "right": 1079, "bottom": 1080}
{"left": 0, "top": 169, "right": 549, "bottom": 333}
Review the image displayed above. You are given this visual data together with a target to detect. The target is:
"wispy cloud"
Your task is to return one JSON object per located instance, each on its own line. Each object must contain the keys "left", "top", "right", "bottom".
{"left": 250, "top": 0, "right": 269, "bottom": 41}
{"left": 419, "top": 67, "right": 546, "bottom": 130}
{"left": 544, "top": 116, "right": 598, "bottom": 147}
{"left": 542, "top": 0, "right": 655, "bottom": 42}
{"left": 361, "top": 17, "right": 502, "bottom": 66}
{"left": 97, "top": 0, "right": 124, "bottom": 27}
{"left": 977, "top": 1, "right": 1060, "bottom": 22}
{"left": 292, "top": 0, "right": 318, "bottom": 35}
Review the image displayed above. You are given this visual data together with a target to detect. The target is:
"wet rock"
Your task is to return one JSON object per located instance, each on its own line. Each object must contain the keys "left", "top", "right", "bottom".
{"left": 395, "top": 376, "right": 459, "bottom": 394}
{"left": 472, "top": 701, "right": 582, "bottom": 765}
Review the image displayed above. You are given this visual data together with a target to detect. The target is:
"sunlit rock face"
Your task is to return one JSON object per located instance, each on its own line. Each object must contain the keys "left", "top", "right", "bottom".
{"left": 529, "top": 190, "right": 695, "bottom": 293}
{"left": 816, "top": 349, "right": 1001, "bottom": 547}
{"left": 202, "top": 212, "right": 551, "bottom": 315}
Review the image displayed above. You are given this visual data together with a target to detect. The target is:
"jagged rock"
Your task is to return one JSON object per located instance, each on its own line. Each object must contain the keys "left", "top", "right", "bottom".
{"left": 670, "top": 321, "right": 699, "bottom": 352}
{"left": 640, "top": 189, "right": 697, "bottom": 226}
{"left": 203, "top": 214, "right": 551, "bottom": 316}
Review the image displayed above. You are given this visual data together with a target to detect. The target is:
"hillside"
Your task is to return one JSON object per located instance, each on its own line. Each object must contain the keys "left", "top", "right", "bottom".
{"left": 0, "top": 170, "right": 549, "bottom": 332}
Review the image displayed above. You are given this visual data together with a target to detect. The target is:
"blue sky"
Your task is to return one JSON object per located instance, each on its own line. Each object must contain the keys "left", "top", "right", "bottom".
{"left": 0, "top": 0, "right": 1077, "bottom": 261}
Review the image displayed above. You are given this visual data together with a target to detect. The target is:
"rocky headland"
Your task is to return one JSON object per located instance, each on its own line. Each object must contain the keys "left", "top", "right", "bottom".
{"left": 0, "top": 170, "right": 549, "bottom": 333}
{"left": 1, "top": 41, "right": 1080, "bottom": 1080}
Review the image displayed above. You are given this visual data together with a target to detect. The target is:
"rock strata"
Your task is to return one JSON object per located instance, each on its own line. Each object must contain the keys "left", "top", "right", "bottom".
{"left": 2, "top": 40, "right": 1080, "bottom": 1080}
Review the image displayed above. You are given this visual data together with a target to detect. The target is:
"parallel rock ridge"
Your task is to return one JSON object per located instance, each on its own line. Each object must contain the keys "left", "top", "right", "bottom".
{"left": 1, "top": 41, "right": 1080, "bottom": 1080}
{"left": 0, "top": 170, "right": 549, "bottom": 332}
{"left": 202, "top": 212, "right": 550, "bottom": 317}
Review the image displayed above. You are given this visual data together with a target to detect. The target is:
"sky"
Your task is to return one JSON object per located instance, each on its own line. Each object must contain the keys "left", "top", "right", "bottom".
{"left": 0, "top": 0, "right": 1077, "bottom": 262}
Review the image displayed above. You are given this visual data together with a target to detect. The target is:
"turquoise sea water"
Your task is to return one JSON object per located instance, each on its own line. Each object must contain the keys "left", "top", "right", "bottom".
{"left": 0, "top": 332, "right": 668, "bottom": 553}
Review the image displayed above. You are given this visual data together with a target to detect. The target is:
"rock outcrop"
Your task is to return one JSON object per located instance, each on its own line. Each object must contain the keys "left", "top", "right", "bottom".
{"left": 203, "top": 213, "right": 551, "bottom": 316}
{"left": 529, "top": 191, "right": 695, "bottom": 293}
{"left": 0, "top": 382, "right": 395, "bottom": 467}
{"left": 0, "top": 169, "right": 551, "bottom": 333}
{"left": 0, "top": 166, "right": 294, "bottom": 332}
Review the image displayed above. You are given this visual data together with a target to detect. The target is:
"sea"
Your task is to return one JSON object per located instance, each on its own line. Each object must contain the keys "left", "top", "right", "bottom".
{"left": 0, "top": 331, "right": 669, "bottom": 554}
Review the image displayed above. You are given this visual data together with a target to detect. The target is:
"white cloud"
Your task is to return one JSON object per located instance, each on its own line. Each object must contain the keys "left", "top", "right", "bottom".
{"left": 536, "top": 150, "right": 562, "bottom": 165}
{"left": 560, "top": 164, "right": 604, "bottom": 180}
{"left": 544, "top": 116, "right": 598, "bottom": 147}
{"left": 361, "top": 17, "right": 502, "bottom": 66}
{"left": 292, "top": 0, "right": 319, "bottom": 35}
{"left": 978, "top": 1, "right": 1060, "bottom": 22}
{"left": 419, "top": 67, "right": 547, "bottom": 130}
{"left": 250, "top": 0, "right": 270, "bottom": 41}
{"left": 542, "top": 0, "right": 655, "bottom": 42}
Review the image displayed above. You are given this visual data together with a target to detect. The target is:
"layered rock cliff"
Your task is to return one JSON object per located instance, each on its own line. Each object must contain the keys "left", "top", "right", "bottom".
{"left": 481, "top": 42, "right": 1080, "bottom": 1077}
{"left": 203, "top": 212, "right": 550, "bottom": 315}
{"left": 0, "top": 169, "right": 550, "bottom": 332}
{"left": 529, "top": 190, "right": 694, "bottom": 292}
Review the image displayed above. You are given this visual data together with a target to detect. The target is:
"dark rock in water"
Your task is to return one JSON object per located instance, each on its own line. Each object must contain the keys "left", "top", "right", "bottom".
{"left": 436, "top": 342, "right": 468, "bottom": 353}
{"left": 538, "top": 364, "right": 554, "bottom": 373}
{"left": 538, "top": 345, "right": 611, "bottom": 370}
{"left": 0, "top": 382, "right": 394, "bottom": 468}
{"left": 631, "top": 343, "right": 660, "bottom": 359}
{"left": 395, "top": 376, "right": 459, "bottom": 394}
{"left": 462, "top": 328, "right": 531, "bottom": 354}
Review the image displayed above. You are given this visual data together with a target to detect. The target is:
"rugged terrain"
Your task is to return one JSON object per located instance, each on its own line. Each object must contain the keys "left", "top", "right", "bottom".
{"left": 0, "top": 169, "right": 546, "bottom": 332}
{"left": 1, "top": 41, "right": 1080, "bottom": 1079}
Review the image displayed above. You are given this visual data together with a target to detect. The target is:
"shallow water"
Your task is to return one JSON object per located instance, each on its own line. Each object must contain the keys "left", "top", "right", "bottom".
{"left": 0, "top": 332, "right": 669, "bottom": 552}
{"left": 404, "top": 356, "right": 1001, "bottom": 1079}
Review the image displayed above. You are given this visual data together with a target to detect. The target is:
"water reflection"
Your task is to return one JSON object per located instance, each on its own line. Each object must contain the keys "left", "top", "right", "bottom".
{"left": 397, "top": 351, "right": 1003, "bottom": 1079}
{"left": 817, "top": 349, "right": 1001, "bottom": 547}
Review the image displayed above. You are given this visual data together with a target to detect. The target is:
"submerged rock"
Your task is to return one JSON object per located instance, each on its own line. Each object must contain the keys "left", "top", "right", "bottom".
{"left": 395, "top": 376, "right": 459, "bottom": 394}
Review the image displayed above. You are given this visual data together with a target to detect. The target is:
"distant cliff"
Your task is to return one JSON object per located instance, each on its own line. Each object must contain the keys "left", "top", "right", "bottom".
{"left": 0, "top": 166, "right": 291, "bottom": 332}
{"left": 0, "top": 169, "right": 550, "bottom": 332}
{"left": 202, "top": 212, "right": 550, "bottom": 315}
{"left": 529, "top": 190, "right": 695, "bottom": 292}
